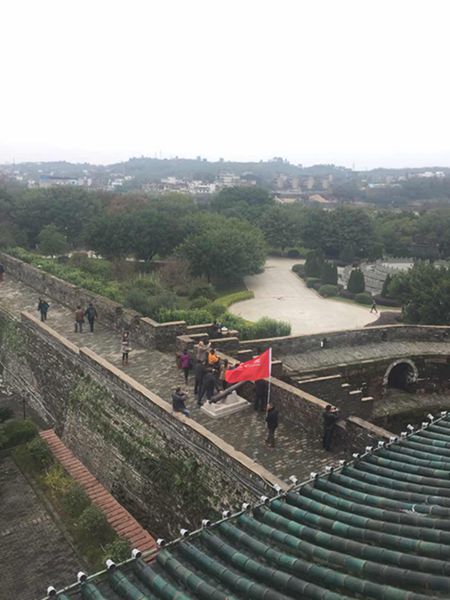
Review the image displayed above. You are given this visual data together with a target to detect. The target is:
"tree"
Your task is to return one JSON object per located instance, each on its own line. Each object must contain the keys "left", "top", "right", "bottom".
{"left": 381, "top": 273, "right": 392, "bottom": 297}
{"left": 321, "top": 262, "right": 338, "bottom": 285}
{"left": 210, "top": 186, "right": 273, "bottom": 221}
{"left": 388, "top": 263, "right": 450, "bottom": 324}
{"left": 339, "top": 243, "right": 356, "bottom": 264}
{"left": 347, "top": 268, "right": 365, "bottom": 294}
{"left": 38, "top": 224, "right": 69, "bottom": 256}
{"left": 258, "top": 205, "right": 300, "bottom": 250}
{"left": 305, "top": 250, "right": 324, "bottom": 278}
{"left": 178, "top": 216, "right": 267, "bottom": 282}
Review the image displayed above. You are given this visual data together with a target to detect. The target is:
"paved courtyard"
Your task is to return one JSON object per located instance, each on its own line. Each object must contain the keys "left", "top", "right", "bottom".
{"left": 0, "top": 276, "right": 347, "bottom": 482}
{"left": 230, "top": 257, "right": 379, "bottom": 334}
{"left": 0, "top": 455, "right": 81, "bottom": 599}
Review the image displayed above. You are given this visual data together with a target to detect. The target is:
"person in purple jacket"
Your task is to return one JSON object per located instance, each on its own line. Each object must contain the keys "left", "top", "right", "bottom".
{"left": 180, "top": 349, "right": 192, "bottom": 384}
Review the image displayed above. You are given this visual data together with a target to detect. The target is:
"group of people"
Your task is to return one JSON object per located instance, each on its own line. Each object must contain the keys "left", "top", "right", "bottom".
{"left": 74, "top": 302, "right": 98, "bottom": 333}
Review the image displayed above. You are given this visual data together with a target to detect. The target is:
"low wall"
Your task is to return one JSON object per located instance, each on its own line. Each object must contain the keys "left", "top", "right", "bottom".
{"left": 0, "top": 309, "right": 284, "bottom": 539}
{"left": 239, "top": 324, "right": 450, "bottom": 357}
{"left": 0, "top": 252, "right": 186, "bottom": 351}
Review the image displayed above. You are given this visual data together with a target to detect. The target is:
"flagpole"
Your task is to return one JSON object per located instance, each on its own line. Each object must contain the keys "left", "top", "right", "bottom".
{"left": 267, "top": 347, "right": 272, "bottom": 410}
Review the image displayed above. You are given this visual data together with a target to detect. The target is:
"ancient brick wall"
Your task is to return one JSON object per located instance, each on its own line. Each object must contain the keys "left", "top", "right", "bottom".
{"left": 0, "top": 252, "right": 186, "bottom": 351}
{"left": 0, "top": 310, "right": 282, "bottom": 539}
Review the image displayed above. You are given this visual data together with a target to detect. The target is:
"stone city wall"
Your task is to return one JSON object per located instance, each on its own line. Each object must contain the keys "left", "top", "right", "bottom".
{"left": 238, "top": 324, "right": 450, "bottom": 357}
{"left": 0, "top": 252, "right": 186, "bottom": 351}
{"left": 0, "top": 309, "right": 284, "bottom": 539}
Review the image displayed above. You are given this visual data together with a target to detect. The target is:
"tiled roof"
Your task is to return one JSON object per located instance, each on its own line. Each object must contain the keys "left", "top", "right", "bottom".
{"left": 48, "top": 414, "right": 450, "bottom": 599}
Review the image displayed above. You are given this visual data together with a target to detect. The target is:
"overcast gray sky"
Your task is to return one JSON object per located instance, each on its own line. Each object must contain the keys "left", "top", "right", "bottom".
{"left": 1, "top": 0, "right": 449, "bottom": 168}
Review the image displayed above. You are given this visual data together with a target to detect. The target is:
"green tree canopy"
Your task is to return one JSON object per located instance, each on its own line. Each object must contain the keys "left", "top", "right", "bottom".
{"left": 37, "top": 224, "right": 69, "bottom": 256}
{"left": 388, "top": 263, "right": 450, "bottom": 324}
{"left": 210, "top": 186, "right": 273, "bottom": 221}
{"left": 347, "top": 268, "right": 365, "bottom": 294}
{"left": 258, "top": 205, "right": 301, "bottom": 250}
{"left": 178, "top": 216, "right": 267, "bottom": 282}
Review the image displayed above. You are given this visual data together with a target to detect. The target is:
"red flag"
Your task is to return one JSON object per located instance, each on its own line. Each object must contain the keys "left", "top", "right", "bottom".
{"left": 225, "top": 348, "right": 271, "bottom": 384}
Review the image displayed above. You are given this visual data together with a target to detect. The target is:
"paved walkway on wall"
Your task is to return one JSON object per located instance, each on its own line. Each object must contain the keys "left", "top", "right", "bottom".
{"left": 40, "top": 430, "right": 156, "bottom": 555}
{"left": 282, "top": 340, "right": 450, "bottom": 374}
{"left": 1, "top": 276, "right": 348, "bottom": 482}
{"left": 230, "top": 257, "right": 379, "bottom": 334}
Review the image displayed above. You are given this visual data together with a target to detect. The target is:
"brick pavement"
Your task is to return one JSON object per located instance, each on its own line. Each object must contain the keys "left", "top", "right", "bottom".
{"left": 40, "top": 429, "right": 157, "bottom": 555}
{"left": 0, "top": 455, "right": 81, "bottom": 600}
{"left": 282, "top": 341, "right": 450, "bottom": 373}
{"left": 1, "top": 276, "right": 349, "bottom": 481}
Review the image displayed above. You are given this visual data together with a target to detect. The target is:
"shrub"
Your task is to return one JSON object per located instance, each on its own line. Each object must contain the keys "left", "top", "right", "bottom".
{"left": 320, "top": 262, "right": 338, "bottom": 285}
{"left": 190, "top": 296, "right": 209, "bottom": 309}
{"left": 339, "top": 289, "right": 355, "bottom": 300}
{"left": 287, "top": 248, "right": 300, "bottom": 258}
{"left": 102, "top": 537, "right": 130, "bottom": 563}
{"left": 188, "top": 284, "right": 217, "bottom": 300}
{"left": 318, "top": 284, "right": 338, "bottom": 297}
{"left": 292, "top": 263, "right": 305, "bottom": 278}
{"left": 209, "top": 303, "right": 226, "bottom": 319}
{"left": 0, "top": 418, "right": 37, "bottom": 450}
{"left": 374, "top": 294, "right": 402, "bottom": 307}
{"left": 126, "top": 290, "right": 180, "bottom": 319}
{"left": 62, "top": 483, "right": 91, "bottom": 519}
{"left": 355, "top": 292, "right": 373, "bottom": 305}
{"left": 42, "top": 464, "right": 72, "bottom": 496}
{"left": 347, "top": 269, "right": 365, "bottom": 294}
{"left": 243, "top": 317, "right": 291, "bottom": 339}
{"left": 305, "top": 277, "right": 321, "bottom": 288}
{"left": 14, "top": 437, "right": 54, "bottom": 473}
{"left": 305, "top": 250, "right": 324, "bottom": 278}
{"left": 158, "top": 308, "right": 213, "bottom": 325}
{"left": 76, "top": 505, "right": 114, "bottom": 545}
{"left": 339, "top": 243, "right": 356, "bottom": 264}
{"left": 0, "top": 407, "right": 13, "bottom": 422}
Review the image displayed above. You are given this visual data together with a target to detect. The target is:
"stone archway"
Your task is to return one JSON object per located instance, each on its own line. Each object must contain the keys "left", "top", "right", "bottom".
{"left": 383, "top": 359, "right": 418, "bottom": 391}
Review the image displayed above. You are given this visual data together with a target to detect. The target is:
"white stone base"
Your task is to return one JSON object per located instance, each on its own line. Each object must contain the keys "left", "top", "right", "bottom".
{"left": 201, "top": 392, "right": 249, "bottom": 418}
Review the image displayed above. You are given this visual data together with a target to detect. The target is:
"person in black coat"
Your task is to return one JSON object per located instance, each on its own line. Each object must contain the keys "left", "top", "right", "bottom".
{"left": 265, "top": 403, "right": 279, "bottom": 447}
{"left": 172, "top": 387, "right": 190, "bottom": 416}
{"left": 322, "top": 404, "right": 339, "bottom": 451}
{"left": 254, "top": 379, "right": 268, "bottom": 412}
{"left": 198, "top": 368, "right": 218, "bottom": 406}
{"left": 194, "top": 361, "right": 206, "bottom": 398}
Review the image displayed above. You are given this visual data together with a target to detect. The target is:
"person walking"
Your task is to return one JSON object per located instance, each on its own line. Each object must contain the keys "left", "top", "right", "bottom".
{"left": 37, "top": 298, "right": 50, "bottom": 322}
{"left": 266, "top": 403, "right": 279, "bottom": 447}
{"left": 84, "top": 302, "right": 98, "bottom": 333}
{"left": 322, "top": 404, "right": 340, "bottom": 451}
{"left": 370, "top": 300, "right": 378, "bottom": 314}
{"left": 74, "top": 305, "right": 85, "bottom": 333}
{"left": 179, "top": 349, "right": 192, "bottom": 384}
{"left": 254, "top": 379, "right": 267, "bottom": 412}
{"left": 172, "top": 387, "right": 190, "bottom": 417}
{"left": 121, "top": 331, "right": 131, "bottom": 366}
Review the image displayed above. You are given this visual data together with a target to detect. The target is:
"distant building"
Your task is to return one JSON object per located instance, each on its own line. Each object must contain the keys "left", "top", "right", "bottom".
{"left": 38, "top": 175, "right": 91, "bottom": 188}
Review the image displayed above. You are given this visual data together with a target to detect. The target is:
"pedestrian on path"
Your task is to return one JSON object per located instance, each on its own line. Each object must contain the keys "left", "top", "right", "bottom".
{"left": 121, "top": 331, "right": 131, "bottom": 365}
{"left": 265, "top": 402, "right": 279, "bottom": 447}
{"left": 84, "top": 302, "right": 98, "bottom": 333}
{"left": 180, "top": 349, "right": 192, "bottom": 384}
{"left": 74, "top": 305, "right": 85, "bottom": 333}
{"left": 37, "top": 298, "right": 49, "bottom": 322}
{"left": 322, "top": 404, "right": 339, "bottom": 451}
{"left": 370, "top": 300, "right": 378, "bottom": 314}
